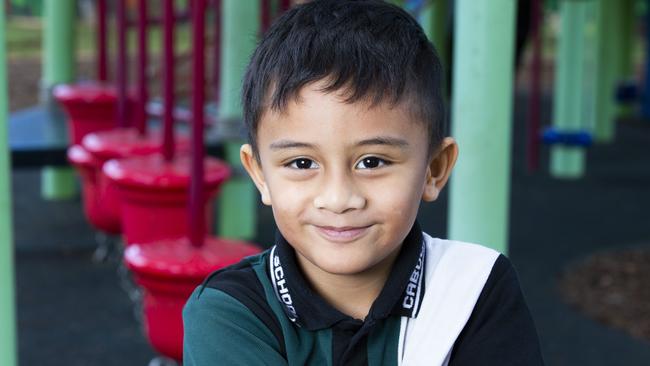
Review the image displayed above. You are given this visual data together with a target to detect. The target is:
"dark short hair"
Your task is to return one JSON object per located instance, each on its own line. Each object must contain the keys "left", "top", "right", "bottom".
{"left": 241, "top": 0, "right": 446, "bottom": 157}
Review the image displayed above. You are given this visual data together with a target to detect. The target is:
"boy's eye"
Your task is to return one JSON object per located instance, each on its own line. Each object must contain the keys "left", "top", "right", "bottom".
{"left": 287, "top": 158, "right": 319, "bottom": 170}
{"left": 355, "top": 157, "right": 387, "bottom": 169}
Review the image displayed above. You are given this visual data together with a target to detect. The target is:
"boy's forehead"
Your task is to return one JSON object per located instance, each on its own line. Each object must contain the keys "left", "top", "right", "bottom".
{"left": 261, "top": 81, "right": 412, "bottom": 125}
{"left": 256, "top": 85, "right": 428, "bottom": 152}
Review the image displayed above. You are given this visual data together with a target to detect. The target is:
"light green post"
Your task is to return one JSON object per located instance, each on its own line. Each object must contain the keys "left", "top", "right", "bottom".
{"left": 217, "top": 0, "right": 260, "bottom": 240}
{"left": 421, "top": 0, "right": 450, "bottom": 74}
{"left": 0, "top": 6, "right": 18, "bottom": 366}
{"left": 447, "top": 0, "right": 516, "bottom": 253}
{"left": 550, "top": 1, "right": 589, "bottom": 178}
{"left": 41, "top": 0, "right": 77, "bottom": 200}
{"left": 593, "top": 0, "right": 628, "bottom": 143}
{"left": 581, "top": 2, "right": 599, "bottom": 134}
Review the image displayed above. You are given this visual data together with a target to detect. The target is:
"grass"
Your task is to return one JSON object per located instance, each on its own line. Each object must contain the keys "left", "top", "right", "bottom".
{"left": 6, "top": 16, "right": 97, "bottom": 58}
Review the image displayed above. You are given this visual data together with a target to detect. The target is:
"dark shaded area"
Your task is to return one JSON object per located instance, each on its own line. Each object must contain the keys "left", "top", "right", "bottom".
{"left": 13, "top": 95, "right": 650, "bottom": 365}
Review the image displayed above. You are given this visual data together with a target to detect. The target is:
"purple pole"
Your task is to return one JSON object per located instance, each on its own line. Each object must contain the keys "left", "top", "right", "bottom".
{"left": 260, "top": 0, "right": 271, "bottom": 35}
{"left": 97, "top": 0, "right": 108, "bottom": 82}
{"left": 136, "top": 0, "right": 149, "bottom": 136}
{"left": 280, "top": 0, "right": 291, "bottom": 12}
{"left": 213, "top": 0, "right": 221, "bottom": 105}
{"left": 526, "top": 0, "right": 542, "bottom": 173}
{"left": 116, "top": 0, "right": 129, "bottom": 127}
{"left": 189, "top": 0, "right": 207, "bottom": 247}
{"left": 162, "top": 0, "right": 176, "bottom": 161}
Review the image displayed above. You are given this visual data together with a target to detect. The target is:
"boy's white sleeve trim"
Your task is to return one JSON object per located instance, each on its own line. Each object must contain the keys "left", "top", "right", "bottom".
{"left": 399, "top": 234, "right": 500, "bottom": 366}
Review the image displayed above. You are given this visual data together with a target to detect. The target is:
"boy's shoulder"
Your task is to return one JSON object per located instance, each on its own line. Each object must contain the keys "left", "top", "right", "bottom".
{"left": 182, "top": 250, "right": 291, "bottom": 365}
{"left": 403, "top": 234, "right": 542, "bottom": 365}
{"left": 195, "top": 249, "right": 280, "bottom": 333}
{"left": 200, "top": 249, "right": 269, "bottom": 295}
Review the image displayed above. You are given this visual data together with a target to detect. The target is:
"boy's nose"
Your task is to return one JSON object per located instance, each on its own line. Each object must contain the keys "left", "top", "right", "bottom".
{"left": 312, "top": 172, "right": 366, "bottom": 214}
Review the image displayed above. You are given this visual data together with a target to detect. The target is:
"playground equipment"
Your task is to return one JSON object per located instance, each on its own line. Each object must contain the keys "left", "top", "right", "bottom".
{"left": 66, "top": 144, "right": 102, "bottom": 231}
{"left": 103, "top": 0, "right": 220, "bottom": 246}
{"left": 104, "top": 155, "right": 229, "bottom": 245}
{"left": 5, "top": 1, "right": 648, "bottom": 366}
{"left": 526, "top": 0, "right": 543, "bottom": 172}
{"left": 53, "top": 83, "right": 131, "bottom": 145}
{"left": 121, "top": 0, "right": 261, "bottom": 360}
{"left": 125, "top": 237, "right": 259, "bottom": 361}
{"left": 447, "top": 0, "right": 517, "bottom": 253}
{"left": 0, "top": 6, "right": 17, "bottom": 366}
{"left": 82, "top": 128, "right": 172, "bottom": 234}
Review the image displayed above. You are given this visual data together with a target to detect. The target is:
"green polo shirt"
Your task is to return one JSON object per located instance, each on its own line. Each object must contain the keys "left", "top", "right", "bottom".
{"left": 183, "top": 222, "right": 544, "bottom": 365}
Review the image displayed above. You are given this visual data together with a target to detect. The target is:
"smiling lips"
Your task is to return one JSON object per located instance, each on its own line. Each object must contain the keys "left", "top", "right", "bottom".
{"left": 315, "top": 225, "right": 371, "bottom": 242}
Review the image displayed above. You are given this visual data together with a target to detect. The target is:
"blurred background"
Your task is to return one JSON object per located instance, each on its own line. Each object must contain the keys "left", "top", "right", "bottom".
{"left": 1, "top": 0, "right": 649, "bottom": 365}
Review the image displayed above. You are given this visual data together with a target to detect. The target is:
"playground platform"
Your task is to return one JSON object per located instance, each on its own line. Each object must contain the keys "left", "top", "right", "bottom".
{"left": 12, "top": 93, "right": 650, "bottom": 365}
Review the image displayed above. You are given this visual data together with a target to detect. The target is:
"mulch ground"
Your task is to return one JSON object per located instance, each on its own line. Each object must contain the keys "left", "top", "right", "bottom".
{"left": 558, "top": 246, "right": 650, "bottom": 343}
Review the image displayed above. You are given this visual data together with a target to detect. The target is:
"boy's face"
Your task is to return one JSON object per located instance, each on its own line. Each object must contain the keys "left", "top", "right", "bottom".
{"left": 241, "top": 82, "right": 457, "bottom": 278}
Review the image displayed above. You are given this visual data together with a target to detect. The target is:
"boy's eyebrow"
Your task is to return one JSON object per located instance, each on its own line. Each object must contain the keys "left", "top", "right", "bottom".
{"left": 268, "top": 136, "right": 410, "bottom": 151}
{"left": 355, "top": 136, "right": 410, "bottom": 148}
{"left": 269, "top": 140, "right": 317, "bottom": 150}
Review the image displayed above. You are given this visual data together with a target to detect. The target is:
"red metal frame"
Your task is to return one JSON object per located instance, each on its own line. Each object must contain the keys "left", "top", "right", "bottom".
{"left": 280, "top": 0, "right": 291, "bottom": 12}
{"left": 116, "top": 0, "right": 130, "bottom": 128}
{"left": 162, "top": 0, "right": 176, "bottom": 161}
{"left": 136, "top": 0, "right": 149, "bottom": 136}
{"left": 97, "top": 0, "right": 108, "bottom": 82}
{"left": 261, "top": 0, "right": 272, "bottom": 35}
{"left": 190, "top": 0, "right": 208, "bottom": 247}
{"left": 213, "top": 0, "right": 222, "bottom": 105}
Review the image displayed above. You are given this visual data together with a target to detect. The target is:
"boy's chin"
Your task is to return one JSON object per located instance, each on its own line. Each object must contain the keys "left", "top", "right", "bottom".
{"left": 301, "top": 253, "right": 384, "bottom": 277}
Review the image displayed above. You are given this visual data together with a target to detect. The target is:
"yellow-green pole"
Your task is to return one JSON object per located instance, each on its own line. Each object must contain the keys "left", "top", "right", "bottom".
{"left": 0, "top": 5, "right": 18, "bottom": 366}
{"left": 448, "top": 0, "right": 517, "bottom": 253}
{"left": 41, "top": 0, "right": 77, "bottom": 200}
{"left": 217, "top": 0, "right": 260, "bottom": 239}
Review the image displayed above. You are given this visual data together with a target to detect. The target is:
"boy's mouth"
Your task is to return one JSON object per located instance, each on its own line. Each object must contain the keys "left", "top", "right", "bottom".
{"left": 314, "top": 225, "right": 372, "bottom": 243}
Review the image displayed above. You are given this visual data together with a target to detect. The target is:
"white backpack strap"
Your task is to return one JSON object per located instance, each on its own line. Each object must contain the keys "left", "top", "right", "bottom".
{"left": 399, "top": 234, "right": 500, "bottom": 366}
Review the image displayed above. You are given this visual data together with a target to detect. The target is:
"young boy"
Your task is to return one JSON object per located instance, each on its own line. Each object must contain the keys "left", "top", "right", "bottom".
{"left": 183, "top": 1, "right": 545, "bottom": 365}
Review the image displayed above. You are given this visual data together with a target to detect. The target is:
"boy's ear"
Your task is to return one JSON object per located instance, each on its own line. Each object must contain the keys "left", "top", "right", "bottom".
{"left": 422, "top": 137, "right": 459, "bottom": 202}
{"left": 240, "top": 144, "right": 272, "bottom": 206}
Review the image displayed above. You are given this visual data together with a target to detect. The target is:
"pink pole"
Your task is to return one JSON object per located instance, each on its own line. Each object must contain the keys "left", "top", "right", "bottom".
{"left": 116, "top": 0, "right": 129, "bottom": 127}
{"left": 280, "top": 0, "right": 291, "bottom": 12}
{"left": 213, "top": 0, "right": 221, "bottom": 105}
{"left": 136, "top": 0, "right": 149, "bottom": 136}
{"left": 189, "top": 0, "right": 207, "bottom": 247}
{"left": 527, "top": 0, "right": 542, "bottom": 173}
{"left": 162, "top": 0, "right": 176, "bottom": 161}
{"left": 260, "top": 0, "right": 271, "bottom": 35}
{"left": 97, "top": 0, "right": 108, "bottom": 82}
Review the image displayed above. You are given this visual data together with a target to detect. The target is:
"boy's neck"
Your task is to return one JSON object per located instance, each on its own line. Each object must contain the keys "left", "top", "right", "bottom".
{"left": 295, "top": 248, "right": 401, "bottom": 321}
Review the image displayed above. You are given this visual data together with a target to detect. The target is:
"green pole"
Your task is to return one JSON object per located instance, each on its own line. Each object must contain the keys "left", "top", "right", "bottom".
{"left": 0, "top": 5, "right": 18, "bottom": 366}
{"left": 421, "top": 0, "right": 450, "bottom": 95}
{"left": 550, "top": 1, "right": 588, "bottom": 178}
{"left": 447, "top": 0, "right": 516, "bottom": 253}
{"left": 41, "top": 0, "right": 77, "bottom": 200}
{"left": 421, "top": 0, "right": 449, "bottom": 66}
{"left": 217, "top": 0, "right": 260, "bottom": 240}
{"left": 593, "top": 0, "right": 623, "bottom": 143}
{"left": 581, "top": 1, "right": 599, "bottom": 134}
